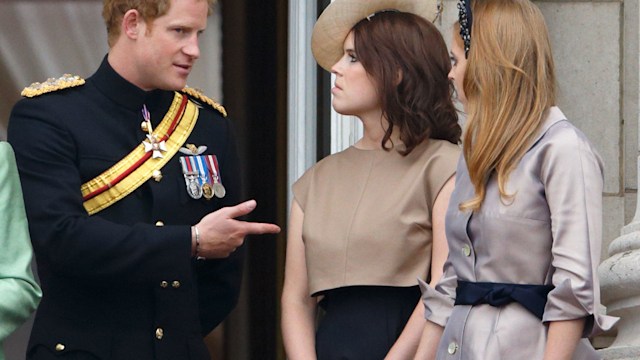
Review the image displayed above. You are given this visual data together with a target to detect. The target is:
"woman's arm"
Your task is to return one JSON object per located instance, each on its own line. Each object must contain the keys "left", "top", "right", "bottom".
{"left": 281, "top": 200, "right": 318, "bottom": 360}
{"left": 414, "top": 319, "right": 444, "bottom": 360}
{"left": 0, "top": 143, "right": 42, "bottom": 341}
{"left": 385, "top": 175, "right": 455, "bottom": 359}
{"left": 540, "top": 126, "right": 617, "bottom": 340}
{"left": 543, "top": 318, "right": 585, "bottom": 360}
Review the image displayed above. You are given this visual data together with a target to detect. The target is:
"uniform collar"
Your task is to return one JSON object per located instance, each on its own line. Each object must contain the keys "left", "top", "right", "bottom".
{"left": 89, "top": 55, "right": 168, "bottom": 112}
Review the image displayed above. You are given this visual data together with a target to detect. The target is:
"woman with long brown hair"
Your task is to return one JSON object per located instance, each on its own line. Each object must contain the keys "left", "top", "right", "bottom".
{"left": 281, "top": 0, "right": 461, "bottom": 358}
{"left": 415, "top": 0, "right": 618, "bottom": 358}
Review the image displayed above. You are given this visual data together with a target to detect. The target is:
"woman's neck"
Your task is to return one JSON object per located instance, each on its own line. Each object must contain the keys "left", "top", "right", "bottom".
{"left": 355, "top": 114, "right": 399, "bottom": 150}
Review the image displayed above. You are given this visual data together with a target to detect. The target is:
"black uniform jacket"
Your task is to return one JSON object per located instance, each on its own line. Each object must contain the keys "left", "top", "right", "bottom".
{"left": 8, "top": 57, "right": 243, "bottom": 360}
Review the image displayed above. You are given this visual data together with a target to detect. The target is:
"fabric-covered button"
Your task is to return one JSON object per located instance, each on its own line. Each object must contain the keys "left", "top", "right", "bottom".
{"left": 447, "top": 341, "right": 458, "bottom": 354}
{"left": 462, "top": 244, "right": 471, "bottom": 257}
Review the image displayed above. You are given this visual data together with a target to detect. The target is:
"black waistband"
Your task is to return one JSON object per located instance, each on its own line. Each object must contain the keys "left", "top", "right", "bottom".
{"left": 454, "top": 280, "right": 554, "bottom": 319}
{"left": 317, "top": 285, "right": 420, "bottom": 311}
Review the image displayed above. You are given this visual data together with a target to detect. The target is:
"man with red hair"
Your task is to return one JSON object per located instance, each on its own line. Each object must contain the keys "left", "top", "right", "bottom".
{"left": 8, "top": 1, "right": 279, "bottom": 358}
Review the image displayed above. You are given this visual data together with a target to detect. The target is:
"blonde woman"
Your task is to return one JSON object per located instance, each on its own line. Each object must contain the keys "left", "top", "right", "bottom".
{"left": 281, "top": 0, "right": 461, "bottom": 358}
{"left": 415, "top": 0, "right": 618, "bottom": 359}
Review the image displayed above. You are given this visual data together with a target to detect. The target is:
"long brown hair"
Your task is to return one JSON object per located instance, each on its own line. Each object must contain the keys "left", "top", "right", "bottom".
{"left": 352, "top": 12, "right": 461, "bottom": 155}
{"left": 460, "top": 0, "right": 556, "bottom": 211}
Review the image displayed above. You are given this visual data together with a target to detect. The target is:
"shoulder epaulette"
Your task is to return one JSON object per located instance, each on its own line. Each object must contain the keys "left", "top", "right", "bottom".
{"left": 180, "top": 86, "right": 227, "bottom": 117}
{"left": 21, "top": 74, "right": 85, "bottom": 98}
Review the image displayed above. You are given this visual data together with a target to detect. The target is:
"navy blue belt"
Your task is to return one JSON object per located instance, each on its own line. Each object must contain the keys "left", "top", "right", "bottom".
{"left": 454, "top": 280, "right": 554, "bottom": 319}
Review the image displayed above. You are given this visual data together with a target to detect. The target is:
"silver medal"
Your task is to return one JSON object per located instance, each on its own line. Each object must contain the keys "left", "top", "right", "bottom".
{"left": 213, "top": 181, "right": 226, "bottom": 199}
{"left": 184, "top": 172, "right": 203, "bottom": 199}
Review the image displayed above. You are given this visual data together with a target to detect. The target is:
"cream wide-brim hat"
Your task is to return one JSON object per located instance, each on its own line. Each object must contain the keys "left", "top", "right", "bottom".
{"left": 311, "top": 0, "right": 440, "bottom": 71}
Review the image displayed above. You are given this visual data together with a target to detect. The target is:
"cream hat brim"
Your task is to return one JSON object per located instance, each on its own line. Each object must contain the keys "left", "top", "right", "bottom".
{"left": 311, "top": 0, "right": 440, "bottom": 71}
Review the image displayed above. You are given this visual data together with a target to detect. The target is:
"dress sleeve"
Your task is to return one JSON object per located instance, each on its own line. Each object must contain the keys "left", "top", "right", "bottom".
{"left": 0, "top": 143, "right": 42, "bottom": 341}
{"left": 292, "top": 165, "right": 315, "bottom": 211}
{"left": 539, "top": 123, "right": 618, "bottom": 337}
{"left": 425, "top": 142, "right": 460, "bottom": 210}
{"left": 419, "top": 147, "right": 461, "bottom": 327}
{"left": 419, "top": 255, "right": 457, "bottom": 327}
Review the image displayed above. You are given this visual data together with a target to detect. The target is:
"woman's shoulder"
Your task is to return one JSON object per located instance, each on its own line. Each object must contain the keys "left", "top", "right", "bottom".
{"left": 532, "top": 108, "right": 603, "bottom": 176}
{"left": 0, "top": 141, "right": 13, "bottom": 154}
{"left": 301, "top": 147, "right": 355, "bottom": 176}
{"left": 418, "top": 138, "right": 461, "bottom": 154}
{"left": 0, "top": 142, "right": 17, "bottom": 172}
{"left": 291, "top": 147, "right": 359, "bottom": 209}
{"left": 538, "top": 111, "right": 600, "bottom": 159}
{"left": 412, "top": 139, "right": 461, "bottom": 166}
{"left": 293, "top": 147, "right": 353, "bottom": 186}
{"left": 545, "top": 120, "right": 591, "bottom": 146}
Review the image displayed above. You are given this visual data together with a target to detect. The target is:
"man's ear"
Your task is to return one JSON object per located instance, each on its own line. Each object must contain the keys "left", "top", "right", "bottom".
{"left": 122, "top": 9, "right": 143, "bottom": 39}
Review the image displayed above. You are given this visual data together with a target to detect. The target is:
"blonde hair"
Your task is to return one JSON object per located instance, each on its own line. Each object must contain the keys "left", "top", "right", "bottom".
{"left": 460, "top": 0, "right": 556, "bottom": 211}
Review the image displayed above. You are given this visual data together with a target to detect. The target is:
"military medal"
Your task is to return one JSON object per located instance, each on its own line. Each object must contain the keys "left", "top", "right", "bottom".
{"left": 194, "top": 155, "right": 215, "bottom": 200}
{"left": 212, "top": 182, "right": 226, "bottom": 198}
{"left": 141, "top": 105, "right": 167, "bottom": 159}
{"left": 179, "top": 157, "right": 203, "bottom": 199}
{"left": 202, "top": 183, "right": 214, "bottom": 199}
{"left": 205, "top": 155, "right": 226, "bottom": 198}
{"left": 179, "top": 148, "right": 225, "bottom": 200}
{"left": 143, "top": 134, "right": 167, "bottom": 159}
{"left": 187, "top": 175, "right": 202, "bottom": 199}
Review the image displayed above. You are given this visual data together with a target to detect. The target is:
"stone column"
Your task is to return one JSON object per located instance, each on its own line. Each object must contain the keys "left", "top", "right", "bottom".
{"left": 599, "top": 207, "right": 640, "bottom": 359}
{"left": 598, "top": 0, "right": 640, "bottom": 358}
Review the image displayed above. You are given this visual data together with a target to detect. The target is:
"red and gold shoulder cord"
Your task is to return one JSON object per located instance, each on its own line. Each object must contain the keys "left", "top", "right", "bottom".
{"left": 81, "top": 92, "right": 198, "bottom": 215}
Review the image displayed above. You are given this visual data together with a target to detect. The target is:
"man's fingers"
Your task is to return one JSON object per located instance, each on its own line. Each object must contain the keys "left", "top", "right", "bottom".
{"left": 223, "top": 199, "right": 258, "bottom": 219}
{"left": 221, "top": 200, "right": 281, "bottom": 235}
{"left": 240, "top": 222, "right": 281, "bottom": 236}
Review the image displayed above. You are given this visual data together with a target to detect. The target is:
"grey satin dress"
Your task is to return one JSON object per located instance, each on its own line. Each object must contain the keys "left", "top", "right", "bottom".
{"left": 420, "top": 107, "right": 618, "bottom": 359}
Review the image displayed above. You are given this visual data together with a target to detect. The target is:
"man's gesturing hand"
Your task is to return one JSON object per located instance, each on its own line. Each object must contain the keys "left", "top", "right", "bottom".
{"left": 194, "top": 200, "right": 281, "bottom": 258}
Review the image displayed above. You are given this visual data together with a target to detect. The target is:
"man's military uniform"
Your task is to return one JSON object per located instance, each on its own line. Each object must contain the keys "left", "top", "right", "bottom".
{"left": 8, "top": 57, "right": 242, "bottom": 359}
